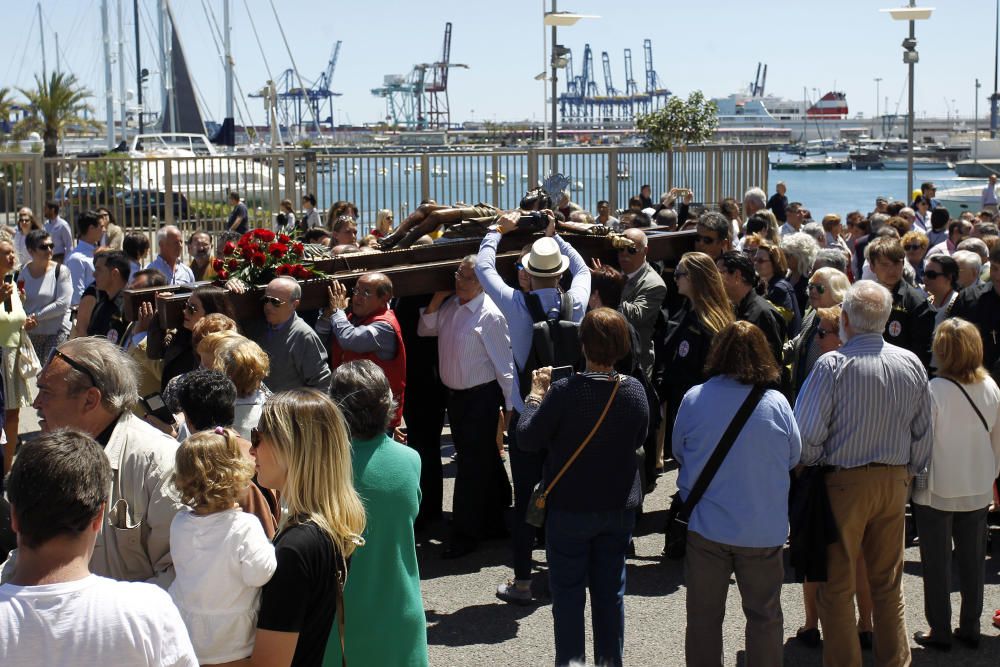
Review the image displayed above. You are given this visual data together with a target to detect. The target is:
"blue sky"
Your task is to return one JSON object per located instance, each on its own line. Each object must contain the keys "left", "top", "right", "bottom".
{"left": 2, "top": 0, "right": 995, "bottom": 127}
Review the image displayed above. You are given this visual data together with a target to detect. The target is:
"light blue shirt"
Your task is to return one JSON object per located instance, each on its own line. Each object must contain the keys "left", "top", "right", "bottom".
{"left": 64, "top": 240, "right": 96, "bottom": 306}
{"left": 795, "top": 333, "right": 932, "bottom": 476}
{"left": 44, "top": 216, "right": 73, "bottom": 257}
{"left": 146, "top": 255, "right": 195, "bottom": 285}
{"left": 475, "top": 231, "right": 590, "bottom": 412}
{"left": 673, "top": 376, "right": 801, "bottom": 548}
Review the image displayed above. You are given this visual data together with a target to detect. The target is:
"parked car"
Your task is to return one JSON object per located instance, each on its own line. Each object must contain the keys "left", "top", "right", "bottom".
{"left": 52, "top": 183, "right": 127, "bottom": 223}
{"left": 115, "top": 189, "right": 190, "bottom": 227}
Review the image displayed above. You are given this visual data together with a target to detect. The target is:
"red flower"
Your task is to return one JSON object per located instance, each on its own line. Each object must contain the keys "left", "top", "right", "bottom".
{"left": 276, "top": 264, "right": 291, "bottom": 276}
{"left": 251, "top": 252, "right": 266, "bottom": 267}
{"left": 239, "top": 232, "right": 254, "bottom": 244}
{"left": 227, "top": 259, "right": 239, "bottom": 270}
{"left": 268, "top": 242, "right": 288, "bottom": 257}
{"left": 222, "top": 241, "right": 236, "bottom": 256}
{"left": 253, "top": 229, "right": 276, "bottom": 242}
{"left": 292, "top": 265, "right": 311, "bottom": 280}
{"left": 277, "top": 234, "right": 291, "bottom": 244}
{"left": 292, "top": 242, "right": 305, "bottom": 256}
{"left": 212, "top": 258, "right": 225, "bottom": 272}
{"left": 217, "top": 268, "right": 228, "bottom": 280}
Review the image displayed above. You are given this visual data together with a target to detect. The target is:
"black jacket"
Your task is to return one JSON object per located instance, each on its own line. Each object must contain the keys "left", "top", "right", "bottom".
{"left": 883, "top": 280, "right": 935, "bottom": 371}
{"left": 654, "top": 302, "right": 714, "bottom": 408}
{"left": 736, "top": 289, "right": 787, "bottom": 367}
{"left": 952, "top": 282, "right": 1000, "bottom": 379}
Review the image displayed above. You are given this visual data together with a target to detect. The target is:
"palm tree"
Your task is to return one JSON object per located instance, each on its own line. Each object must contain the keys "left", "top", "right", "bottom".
{"left": 0, "top": 87, "right": 15, "bottom": 140}
{"left": 14, "top": 72, "right": 101, "bottom": 157}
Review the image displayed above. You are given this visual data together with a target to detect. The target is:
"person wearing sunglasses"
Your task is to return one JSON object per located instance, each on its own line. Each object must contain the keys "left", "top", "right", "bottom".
{"left": 21, "top": 229, "right": 71, "bottom": 366}
{"left": 921, "top": 255, "right": 961, "bottom": 374}
{"left": 693, "top": 212, "right": 732, "bottom": 261}
{"left": 868, "top": 236, "right": 936, "bottom": 371}
{"left": 754, "top": 242, "right": 801, "bottom": 338}
{"left": 612, "top": 228, "right": 666, "bottom": 382}
{"left": 30, "top": 337, "right": 184, "bottom": 585}
{"left": 246, "top": 277, "right": 330, "bottom": 395}
{"left": 901, "top": 230, "right": 930, "bottom": 284}
{"left": 13, "top": 207, "right": 42, "bottom": 268}
{"left": 786, "top": 268, "right": 851, "bottom": 401}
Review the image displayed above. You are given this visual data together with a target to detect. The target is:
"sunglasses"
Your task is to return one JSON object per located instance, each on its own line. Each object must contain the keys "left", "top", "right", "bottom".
{"left": 47, "top": 348, "right": 97, "bottom": 388}
{"left": 923, "top": 269, "right": 946, "bottom": 280}
{"left": 807, "top": 283, "right": 826, "bottom": 294}
{"left": 515, "top": 262, "right": 525, "bottom": 271}
{"left": 261, "top": 295, "right": 286, "bottom": 307}
{"left": 816, "top": 327, "right": 836, "bottom": 339}
{"left": 37, "top": 243, "right": 54, "bottom": 250}
{"left": 903, "top": 244, "right": 924, "bottom": 252}
{"left": 618, "top": 246, "right": 639, "bottom": 255}
{"left": 250, "top": 428, "right": 262, "bottom": 448}
{"left": 674, "top": 270, "right": 689, "bottom": 279}
{"left": 695, "top": 235, "right": 718, "bottom": 245}
{"left": 183, "top": 302, "right": 199, "bottom": 314}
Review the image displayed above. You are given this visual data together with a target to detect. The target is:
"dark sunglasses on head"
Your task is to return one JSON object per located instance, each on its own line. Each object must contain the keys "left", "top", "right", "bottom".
{"left": 183, "top": 302, "right": 198, "bottom": 314}
{"left": 923, "top": 269, "right": 946, "bottom": 280}
{"left": 46, "top": 348, "right": 97, "bottom": 387}
{"left": 261, "top": 295, "right": 286, "bottom": 307}
{"left": 695, "top": 235, "right": 718, "bottom": 245}
{"left": 807, "top": 283, "right": 826, "bottom": 294}
{"left": 903, "top": 244, "right": 924, "bottom": 252}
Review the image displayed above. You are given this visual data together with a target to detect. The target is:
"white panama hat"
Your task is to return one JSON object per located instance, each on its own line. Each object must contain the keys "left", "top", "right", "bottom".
{"left": 521, "top": 237, "right": 570, "bottom": 278}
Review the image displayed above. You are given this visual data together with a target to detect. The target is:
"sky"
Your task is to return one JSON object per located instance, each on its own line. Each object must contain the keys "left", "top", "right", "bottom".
{"left": 2, "top": 0, "right": 997, "bottom": 128}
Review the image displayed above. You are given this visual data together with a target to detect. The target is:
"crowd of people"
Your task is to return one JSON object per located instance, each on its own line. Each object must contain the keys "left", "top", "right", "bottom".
{"left": 0, "top": 179, "right": 998, "bottom": 667}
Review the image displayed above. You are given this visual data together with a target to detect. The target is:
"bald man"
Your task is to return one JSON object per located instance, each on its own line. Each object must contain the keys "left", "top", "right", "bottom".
{"left": 146, "top": 225, "right": 194, "bottom": 285}
{"left": 615, "top": 228, "right": 667, "bottom": 379}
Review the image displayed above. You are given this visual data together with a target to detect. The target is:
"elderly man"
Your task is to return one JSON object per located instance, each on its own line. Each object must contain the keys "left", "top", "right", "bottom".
{"left": 146, "top": 225, "right": 194, "bottom": 285}
{"left": 186, "top": 230, "right": 215, "bottom": 282}
{"left": 43, "top": 200, "right": 73, "bottom": 263}
{"left": 953, "top": 243, "right": 1000, "bottom": 379}
{"left": 19, "top": 337, "right": 183, "bottom": 587}
{"left": 612, "top": 228, "right": 667, "bottom": 380}
{"left": 65, "top": 210, "right": 103, "bottom": 306}
{"left": 716, "top": 251, "right": 786, "bottom": 366}
{"left": 867, "top": 237, "right": 935, "bottom": 370}
{"left": 693, "top": 211, "right": 733, "bottom": 261}
{"left": 87, "top": 250, "right": 131, "bottom": 343}
{"left": 244, "top": 276, "right": 331, "bottom": 393}
{"left": 795, "top": 281, "right": 931, "bottom": 667}
{"left": 477, "top": 212, "right": 590, "bottom": 605}
{"left": 952, "top": 249, "right": 983, "bottom": 290}
{"left": 926, "top": 218, "right": 972, "bottom": 258}
{"left": 319, "top": 271, "right": 406, "bottom": 427}
{"left": 780, "top": 202, "right": 805, "bottom": 237}
{"left": 743, "top": 187, "right": 767, "bottom": 221}
{"left": 419, "top": 256, "right": 514, "bottom": 558}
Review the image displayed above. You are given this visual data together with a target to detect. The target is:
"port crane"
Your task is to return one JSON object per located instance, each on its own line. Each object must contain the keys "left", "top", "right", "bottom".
{"left": 250, "top": 40, "right": 342, "bottom": 131}
{"left": 372, "top": 22, "right": 468, "bottom": 129}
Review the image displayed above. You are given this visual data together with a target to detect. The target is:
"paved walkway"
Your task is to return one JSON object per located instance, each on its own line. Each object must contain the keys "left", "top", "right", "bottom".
{"left": 420, "top": 440, "right": 1000, "bottom": 666}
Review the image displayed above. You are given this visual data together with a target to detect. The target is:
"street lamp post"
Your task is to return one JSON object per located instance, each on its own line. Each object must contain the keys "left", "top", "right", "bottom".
{"left": 543, "top": 4, "right": 598, "bottom": 171}
{"left": 976, "top": 78, "right": 982, "bottom": 161}
{"left": 882, "top": 2, "right": 934, "bottom": 202}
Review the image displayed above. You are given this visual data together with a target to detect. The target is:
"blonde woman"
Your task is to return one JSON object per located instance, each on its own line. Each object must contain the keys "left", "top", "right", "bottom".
{"left": 653, "top": 251, "right": 734, "bottom": 466}
{"left": 246, "top": 389, "right": 366, "bottom": 667}
{"left": 199, "top": 332, "right": 271, "bottom": 439}
{"left": 372, "top": 209, "right": 394, "bottom": 239}
{"left": 912, "top": 318, "right": 1000, "bottom": 650}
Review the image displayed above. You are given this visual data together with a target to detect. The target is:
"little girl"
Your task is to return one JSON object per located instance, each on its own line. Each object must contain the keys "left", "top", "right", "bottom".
{"left": 169, "top": 427, "right": 277, "bottom": 665}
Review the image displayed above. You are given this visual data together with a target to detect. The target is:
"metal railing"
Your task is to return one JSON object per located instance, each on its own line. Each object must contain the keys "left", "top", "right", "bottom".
{"left": 0, "top": 145, "right": 769, "bottom": 235}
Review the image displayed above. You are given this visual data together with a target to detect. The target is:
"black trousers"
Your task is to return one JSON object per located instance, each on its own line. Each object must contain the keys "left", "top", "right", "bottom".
{"left": 403, "top": 378, "right": 447, "bottom": 525}
{"left": 447, "top": 381, "right": 512, "bottom": 543}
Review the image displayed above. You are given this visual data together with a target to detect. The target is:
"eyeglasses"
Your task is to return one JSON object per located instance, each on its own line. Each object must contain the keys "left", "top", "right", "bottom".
{"left": 183, "top": 302, "right": 199, "bottom": 314}
{"left": 37, "top": 242, "right": 54, "bottom": 250}
{"left": 816, "top": 327, "right": 836, "bottom": 339}
{"left": 250, "top": 428, "right": 262, "bottom": 448}
{"left": 47, "top": 349, "right": 97, "bottom": 388}
{"left": 807, "top": 283, "right": 826, "bottom": 294}
{"left": 923, "top": 269, "right": 946, "bottom": 280}
{"left": 695, "top": 235, "right": 718, "bottom": 245}
{"left": 261, "top": 295, "right": 287, "bottom": 307}
{"left": 674, "top": 270, "right": 689, "bottom": 279}
{"left": 903, "top": 244, "right": 924, "bottom": 252}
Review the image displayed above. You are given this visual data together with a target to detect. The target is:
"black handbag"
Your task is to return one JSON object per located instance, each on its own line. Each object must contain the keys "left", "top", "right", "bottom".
{"left": 525, "top": 378, "right": 620, "bottom": 528}
{"left": 664, "top": 384, "right": 766, "bottom": 560}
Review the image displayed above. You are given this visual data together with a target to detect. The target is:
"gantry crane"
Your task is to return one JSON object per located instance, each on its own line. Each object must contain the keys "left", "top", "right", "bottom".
{"left": 250, "top": 40, "right": 342, "bottom": 131}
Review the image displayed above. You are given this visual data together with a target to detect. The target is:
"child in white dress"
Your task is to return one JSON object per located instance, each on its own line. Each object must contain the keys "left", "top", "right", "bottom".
{"left": 168, "top": 427, "right": 277, "bottom": 665}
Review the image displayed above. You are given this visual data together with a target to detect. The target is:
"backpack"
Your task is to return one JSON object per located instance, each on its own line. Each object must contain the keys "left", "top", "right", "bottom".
{"left": 519, "top": 291, "right": 583, "bottom": 395}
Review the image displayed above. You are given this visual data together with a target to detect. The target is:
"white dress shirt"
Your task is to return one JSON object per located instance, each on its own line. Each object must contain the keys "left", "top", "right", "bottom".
{"left": 418, "top": 291, "right": 515, "bottom": 410}
{"left": 146, "top": 255, "right": 195, "bottom": 285}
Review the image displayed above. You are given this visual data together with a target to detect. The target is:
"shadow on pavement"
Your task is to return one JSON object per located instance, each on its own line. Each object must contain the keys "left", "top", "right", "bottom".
{"left": 426, "top": 602, "right": 538, "bottom": 647}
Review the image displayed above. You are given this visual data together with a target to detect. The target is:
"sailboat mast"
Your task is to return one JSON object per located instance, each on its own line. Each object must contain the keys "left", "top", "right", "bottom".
{"left": 38, "top": 3, "right": 47, "bottom": 81}
{"left": 224, "top": 0, "right": 234, "bottom": 121}
{"left": 117, "top": 0, "right": 127, "bottom": 143}
{"left": 102, "top": 0, "right": 115, "bottom": 149}
{"left": 992, "top": 0, "right": 999, "bottom": 138}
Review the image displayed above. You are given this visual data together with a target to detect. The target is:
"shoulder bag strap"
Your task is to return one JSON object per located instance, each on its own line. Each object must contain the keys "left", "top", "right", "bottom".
{"left": 336, "top": 548, "right": 348, "bottom": 667}
{"left": 540, "top": 377, "right": 620, "bottom": 502}
{"left": 941, "top": 377, "right": 989, "bottom": 433}
{"left": 680, "top": 384, "right": 766, "bottom": 520}
{"left": 523, "top": 291, "right": 547, "bottom": 323}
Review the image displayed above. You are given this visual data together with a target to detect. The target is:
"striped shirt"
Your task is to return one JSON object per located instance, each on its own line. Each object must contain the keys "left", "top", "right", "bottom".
{"left": 794, "top": 333, "right": 932, "bottom": 476}
{"left": 418, "top": 291, "right": 515, "bottom": 410}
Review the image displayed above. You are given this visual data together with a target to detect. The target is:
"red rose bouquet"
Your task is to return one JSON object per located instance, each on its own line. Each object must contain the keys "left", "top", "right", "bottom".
{"left": 214, "top": 228, "right": 320, "bottom": 284}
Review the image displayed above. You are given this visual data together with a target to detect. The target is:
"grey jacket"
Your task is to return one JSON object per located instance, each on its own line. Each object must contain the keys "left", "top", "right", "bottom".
{"left": 619, "top": 262, "right": 667, "bottom": 379}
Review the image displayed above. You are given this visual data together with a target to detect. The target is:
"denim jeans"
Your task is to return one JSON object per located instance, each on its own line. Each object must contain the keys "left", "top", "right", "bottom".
{"left": 508, "top": 410, "right": 543, "bottom": 580}
{"left": 545, "top": 507, "right": 635, "bottom": 667}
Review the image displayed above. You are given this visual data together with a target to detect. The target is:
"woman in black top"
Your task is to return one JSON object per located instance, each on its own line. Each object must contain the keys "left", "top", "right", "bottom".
{"left": 754, "top": 241, "right": 801, "bottom": 337}
{"left": 517, "top": 308, "right": 649, "bottom": 667}
{"left": 247, "top": 389, "right": 366, "bottom": 667}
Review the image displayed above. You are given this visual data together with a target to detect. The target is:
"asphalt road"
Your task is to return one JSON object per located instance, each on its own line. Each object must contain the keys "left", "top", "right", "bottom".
{"left": 419, "top": 438, "right": 1000, "bottom": 667}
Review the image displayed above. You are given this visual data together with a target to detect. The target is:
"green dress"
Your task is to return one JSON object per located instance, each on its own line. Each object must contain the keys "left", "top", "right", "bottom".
{"left": 323, "top": 434, "right": 428, "bottom": 666}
